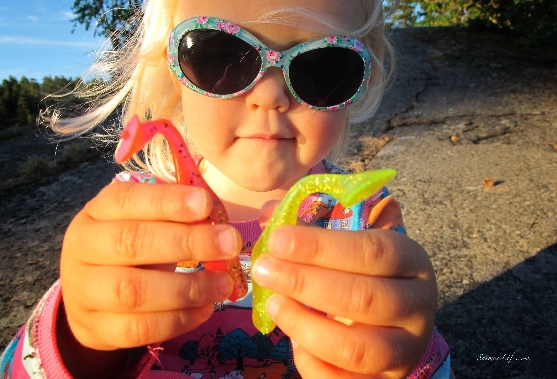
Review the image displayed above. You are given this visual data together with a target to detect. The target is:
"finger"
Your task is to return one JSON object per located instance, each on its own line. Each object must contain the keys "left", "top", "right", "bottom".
{"left": 64, "top": 266, "right": 233, "bottom": 313}
{"left": 65, "top": 216, "right": 241, "bottom": 265}
{"left": 267, "top": 227, "right": 433, "bottom": 278}
{"left": 293, "top": 345, "right": 412, "bottom": 379}
{"left": 86, "top": 182, "right": 212, "bottom": 222}
{"left": 259, "top": 200, "right": 315, "bottom": 230}
{"left": 67, "top": 304, "right": 214, "bottom": 350}
{"left": 267, "top": 294, "right": 427, "bottom": 375}
{"left": 252, "top": 256, "right": 436, "bottom": 326}
{"left": 293, "top": 345, "right": 387, "bottom": 379}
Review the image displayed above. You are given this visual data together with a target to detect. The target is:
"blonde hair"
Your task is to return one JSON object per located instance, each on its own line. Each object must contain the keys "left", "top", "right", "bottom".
{"left": 44, "top": 0, "right": 399, "bottom": 182}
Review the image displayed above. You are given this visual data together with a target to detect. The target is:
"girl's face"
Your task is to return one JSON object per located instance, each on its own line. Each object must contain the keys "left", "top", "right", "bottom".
{"left": 173, "top": 0, "right": 366, "bottom": 193}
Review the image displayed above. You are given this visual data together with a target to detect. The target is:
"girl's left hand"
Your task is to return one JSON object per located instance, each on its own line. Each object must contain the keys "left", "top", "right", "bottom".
{"left": 252, "top": 208, "right": 437, "bottom": 378}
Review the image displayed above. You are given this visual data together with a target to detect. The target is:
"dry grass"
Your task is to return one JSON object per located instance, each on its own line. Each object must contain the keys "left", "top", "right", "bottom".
{"left": 18, "top": 155, "right": 56, "bottom": 179}
{"left": 17, "top": 141, "right": 100, "bottom": 179}
{"left": 62, "top": 141, "right": 99, "bottom": 163}
{"left": 0, "top": 127, "right": 27, "bottom": 143}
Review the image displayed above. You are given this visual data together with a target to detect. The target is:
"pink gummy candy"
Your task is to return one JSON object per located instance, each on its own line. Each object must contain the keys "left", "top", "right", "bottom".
{"left": 115, "top": 115, "right": 248, "bottom": 302}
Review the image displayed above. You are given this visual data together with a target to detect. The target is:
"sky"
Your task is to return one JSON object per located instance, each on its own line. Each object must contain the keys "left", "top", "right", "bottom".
{"left": 0, "top": 1, "right": 107, "bottom": 82}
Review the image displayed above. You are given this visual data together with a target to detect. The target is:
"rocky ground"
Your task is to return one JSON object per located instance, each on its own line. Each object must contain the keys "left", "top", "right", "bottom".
{"left": 1, "top": 27, "right": 556, "bottom": 378}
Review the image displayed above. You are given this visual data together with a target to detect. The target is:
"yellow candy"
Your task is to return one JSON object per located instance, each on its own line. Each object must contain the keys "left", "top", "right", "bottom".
{"left": 251, "top": 169, "right": 397, "bottom": 334}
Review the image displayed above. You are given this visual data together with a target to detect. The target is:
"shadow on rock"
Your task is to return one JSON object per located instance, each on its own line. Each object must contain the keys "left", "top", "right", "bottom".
{"left": 436, "top": 244, "right": 557, "bottom": 379}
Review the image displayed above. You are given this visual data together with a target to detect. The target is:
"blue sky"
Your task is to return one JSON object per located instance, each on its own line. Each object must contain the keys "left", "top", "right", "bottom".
{"left": 0, "top": 1, "right": 107, "bottom": 82}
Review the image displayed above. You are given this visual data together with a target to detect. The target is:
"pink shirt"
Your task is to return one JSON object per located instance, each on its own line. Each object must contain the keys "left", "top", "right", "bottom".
{"left": 1, "top": 160, "right": 452, "bottom": 379}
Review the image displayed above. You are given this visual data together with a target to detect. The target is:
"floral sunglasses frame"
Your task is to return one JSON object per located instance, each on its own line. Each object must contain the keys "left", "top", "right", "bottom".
{"left": 168, "top": 16, "right": 372, "bottom": 111}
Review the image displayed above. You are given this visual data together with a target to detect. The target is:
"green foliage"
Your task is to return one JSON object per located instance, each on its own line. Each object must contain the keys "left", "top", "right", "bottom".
{"left": 419, "top": 1, "right": 480, "bottom": 27}
{"left": 71, "top": 0, "right": 143, "bottom": 49}
{"left": 393, "top": 1, "right": 419, "bottom": 28}
{"left": 0, "top": 76, "right": 39, "bottom": 128}
{"left": 0, "top": 76, "right": 78, "bottom": 129}
{"left": 473, "top": 0, "right": 557, "bottom": 46}
{"left": 394, "top": 0, "right": 556, "bottom": 46}
{"left": 40, "top": 76, "right": 78, "bottom": 97}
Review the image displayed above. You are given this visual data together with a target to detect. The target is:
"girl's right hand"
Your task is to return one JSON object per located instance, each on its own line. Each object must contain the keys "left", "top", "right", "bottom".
{"left": 59, "top": 182, "right": 241, "bottom": 352}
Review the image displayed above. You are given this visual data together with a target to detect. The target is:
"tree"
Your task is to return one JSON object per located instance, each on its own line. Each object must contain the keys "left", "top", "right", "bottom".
{"left": 17, "top": 77, "right": 41, "bottom": 124}
{"left": 393, "top": 1, "right": 482, "bottom": 27}
{"left": 269, "top": 336, "right": 290, "bottom": 364}
{"left": 251, "top": 332, "right": 274, "bottom": 362}
{"left": 179, "top": 340, "right": 200, "bottom": 364}
{"left": 0, "top": 77, "right": 20, "bottom": 127}
{"left": 218, "top": 329, "right": 258, "bottom": 370}
{"left": 40, "top": 76, "right": 76, "bottom": 96}
{"left": 394, "top": 0, "right": 556, "bottom": 46}
{"left": 394, "top": 1, "right": 418, "bottom": 28}
{"left": 473, "top": 0, "right": 557, "bottom": 45}
{"left": 71, "top": 0, "right": 143, "bottom": 49}
{"left": 0, "top": 76, "right": 78, "bottom": 129}
{"left": 39, "top": 75, "right": 83, "bottom": 120}
{"left": 0, "top": 77, "right": 40, "bottom": 127}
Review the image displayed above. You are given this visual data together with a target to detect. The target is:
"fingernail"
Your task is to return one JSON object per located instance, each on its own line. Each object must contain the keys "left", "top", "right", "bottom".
{"left": 216, "top": 228, "right": 237, "bottom": 256}
{"left": 268, "top": 229, "right": 292, "bottom": 256}
{"left": 252, "top": 256, "right": 274, "bottom": 286}
{"left": 217, "top": 274, "right": 233, "bottom": 297}
{"left": 266, "top": 294, "right": 282, "bottom": 319}
{"left": 186, "top": 189, "right": 207, "bottom": 216}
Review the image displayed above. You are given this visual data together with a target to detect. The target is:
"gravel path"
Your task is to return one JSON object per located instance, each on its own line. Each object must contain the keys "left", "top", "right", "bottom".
{"left": 1, "top": 27, "right": 556, "bottom": 379}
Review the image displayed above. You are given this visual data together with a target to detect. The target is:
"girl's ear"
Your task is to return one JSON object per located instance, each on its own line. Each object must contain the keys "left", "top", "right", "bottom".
{"left": 166, "top": 48, "right": 182, "bottom": 95}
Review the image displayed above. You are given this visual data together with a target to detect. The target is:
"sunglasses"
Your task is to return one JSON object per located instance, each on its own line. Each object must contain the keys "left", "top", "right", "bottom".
{"left": 168, "top": 16, "right": 372, "bottom": 111}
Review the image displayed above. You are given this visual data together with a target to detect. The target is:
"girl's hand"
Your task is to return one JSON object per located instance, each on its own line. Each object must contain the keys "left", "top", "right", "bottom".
{"left": 60, "top": 182, "right": 241, "bottom": 353}
{"left": 253, "top": 206, "right": 436, "bottom": 378}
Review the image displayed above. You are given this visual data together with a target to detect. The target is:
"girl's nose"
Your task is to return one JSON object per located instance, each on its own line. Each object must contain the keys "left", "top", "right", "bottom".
{"left": 244, "top": 67, "right": 291, "bottom": 112}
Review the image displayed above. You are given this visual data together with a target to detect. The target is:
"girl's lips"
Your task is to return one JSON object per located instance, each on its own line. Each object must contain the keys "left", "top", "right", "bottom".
{"left": 242, "top": 135, "right": 293, "bottom": 144}
{"left": 247, "top": 137, "right": 284, "bottom": 143}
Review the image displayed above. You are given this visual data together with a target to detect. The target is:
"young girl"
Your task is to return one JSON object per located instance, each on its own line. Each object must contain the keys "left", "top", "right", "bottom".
{"left": 1, "top": 0, "right": 453, "bottom": 378}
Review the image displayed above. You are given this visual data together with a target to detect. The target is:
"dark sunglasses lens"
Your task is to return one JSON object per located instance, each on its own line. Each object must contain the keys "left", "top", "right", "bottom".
{"left": 290, "top": 47, "right": 365, "bottom": 107}
{"left": 178, "top": 29, "right": 262, "bottom": 95}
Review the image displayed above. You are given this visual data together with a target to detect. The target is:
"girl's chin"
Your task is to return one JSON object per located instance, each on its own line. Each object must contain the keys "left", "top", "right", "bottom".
{"left": 204, "top": 157, "right": 310, "bottom": 193}
{"left": 236, "top": 178, "right": 289, "bottom": 193}
{"left": 231, "top": 170, "right": 303, "bottom": 193}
